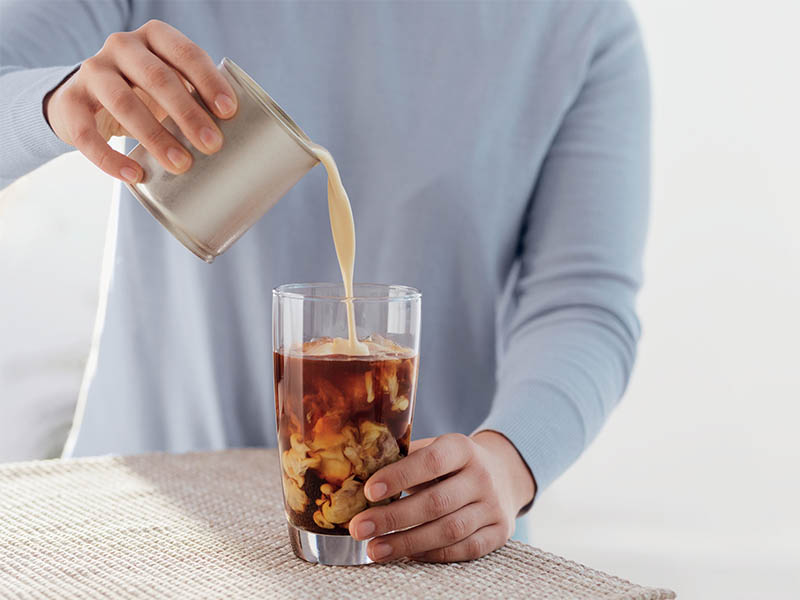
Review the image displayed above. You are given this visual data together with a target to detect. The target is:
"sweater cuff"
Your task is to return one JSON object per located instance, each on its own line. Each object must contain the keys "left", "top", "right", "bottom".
{"left": 0, "top": 65, "right": 79, "bottom": 186}
{"left": 475, "top": 380, "right": 586, "bottom": 503}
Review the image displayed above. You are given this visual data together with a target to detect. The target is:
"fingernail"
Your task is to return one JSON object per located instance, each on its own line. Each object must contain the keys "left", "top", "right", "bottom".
{"left": 367, "top": 482, "right": 387, "bottom": 502}
{"left": 167, "top": 147, "right": 189, "bottom": 170}
{"left": 120, "top": 167, "right": 139, "bottom": 183}
{"left": 355, "top": 521, "right": 375, "bottom": 539}
{"left": 214, "top": 93, "right": 236, "bottom": 116}
{"left": 371, "top": 543, "right": 392, "bottom": 560}
{"left": 199, "top": 126, "right": 221, "bottom": 151}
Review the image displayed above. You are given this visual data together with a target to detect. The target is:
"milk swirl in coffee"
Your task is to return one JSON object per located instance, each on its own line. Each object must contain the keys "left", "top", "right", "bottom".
{"left": 275, "top": 337, "right": 416, "bottom": 534}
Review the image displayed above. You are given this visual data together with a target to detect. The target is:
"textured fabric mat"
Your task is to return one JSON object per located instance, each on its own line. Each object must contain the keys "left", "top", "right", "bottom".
{"left": 0, "top": 449, "right": 675, "bottom": 599}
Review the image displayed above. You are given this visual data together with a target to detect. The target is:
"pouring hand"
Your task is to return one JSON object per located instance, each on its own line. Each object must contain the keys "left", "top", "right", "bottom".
{"left": 44, "top": 20, "right": 238, "bottom": 183}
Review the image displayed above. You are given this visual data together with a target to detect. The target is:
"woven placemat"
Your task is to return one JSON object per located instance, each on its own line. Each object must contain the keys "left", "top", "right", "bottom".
{"left": 0, "top": 449, "right": 674, "bottom": 599}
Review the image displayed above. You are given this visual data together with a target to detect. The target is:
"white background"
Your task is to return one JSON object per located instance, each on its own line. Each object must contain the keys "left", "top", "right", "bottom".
{"left": 0, "top": 2, "right": 798, "bottom": 598}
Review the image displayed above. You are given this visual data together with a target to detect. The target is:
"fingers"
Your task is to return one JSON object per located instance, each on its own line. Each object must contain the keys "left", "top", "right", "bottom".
{"left": 404, "top": 438, "right": 438, "bottom": 494}
{"left": 366, "top": 502, "right": 493, "bottom": 563}
{"left": 365, "top": 433, "right": 474, "bottom": 502}
{"left": 67, "top": 103, "right": 142, "bottom": 183}
{"left": 409, "top": 438, "right": 435, "bottom": 453}
{"left": 410, "top": 523, "right": 509, "bottom": 563}
{"left": 47, "top": 22, "right": 235, "bottom": 182}
{"left": 87, "top": 65, "right": 192, "bottom": 174}
{"left": 350, "top": 470, "right": 478, "bottom": 540}
{"left": 114, "top": 43, "right": 223, "bottom": 155}
{"left": 140, "top": 19, "right": 237, "bottom": 119}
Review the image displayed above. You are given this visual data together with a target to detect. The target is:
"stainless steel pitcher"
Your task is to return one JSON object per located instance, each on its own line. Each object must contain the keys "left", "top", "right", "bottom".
{"left": 124, "top": 58, "right": 318, "bottom": 263}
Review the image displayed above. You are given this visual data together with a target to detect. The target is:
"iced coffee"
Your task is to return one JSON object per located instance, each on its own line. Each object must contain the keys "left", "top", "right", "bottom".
{"left": 275, "top": 335, "right": 417, "bottom": 535}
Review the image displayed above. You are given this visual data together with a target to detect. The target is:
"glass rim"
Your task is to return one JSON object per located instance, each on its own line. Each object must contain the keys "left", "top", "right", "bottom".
{"left": 273, "top": 282, "right": 421, "bottom": 302}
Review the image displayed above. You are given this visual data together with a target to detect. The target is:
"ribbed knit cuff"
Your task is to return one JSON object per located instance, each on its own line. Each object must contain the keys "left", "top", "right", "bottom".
{"left": 475, "top": 380, "right": 587, "bottom": 508}
{"left": 0, "top": 65, "right": 79, "bottom": 187}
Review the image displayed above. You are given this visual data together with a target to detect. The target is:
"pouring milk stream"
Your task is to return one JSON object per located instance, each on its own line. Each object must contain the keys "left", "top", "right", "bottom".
{"left": 306, "top": 144, "right": 369, "bottom": 356}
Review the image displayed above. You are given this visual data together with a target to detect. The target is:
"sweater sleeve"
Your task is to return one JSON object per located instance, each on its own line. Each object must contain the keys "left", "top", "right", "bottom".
{"left": 476, "top": 3, "right": 651, "bottom": 495}
{"left": 0, "top": 0, "right": 129, "bottom": 189}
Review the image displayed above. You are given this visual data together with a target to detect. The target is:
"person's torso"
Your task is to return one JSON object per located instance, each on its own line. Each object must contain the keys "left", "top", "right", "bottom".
{"left": 67, "top": 1, "right": 602, "bottom": 456}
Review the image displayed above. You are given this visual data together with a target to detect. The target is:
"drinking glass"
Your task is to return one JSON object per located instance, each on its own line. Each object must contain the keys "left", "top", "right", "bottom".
{"left": 273, "top": 283, "right": 421, "bottom": 565}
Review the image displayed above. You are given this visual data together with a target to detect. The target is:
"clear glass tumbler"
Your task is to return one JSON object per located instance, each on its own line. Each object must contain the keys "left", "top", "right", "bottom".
{"left": 273, "top": 283, "right": 421, "bottom": 565}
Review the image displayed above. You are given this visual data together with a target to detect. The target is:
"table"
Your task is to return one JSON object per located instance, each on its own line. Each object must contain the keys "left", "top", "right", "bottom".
{"left": 0, "top": 449, "right": 675, "bottom": 599}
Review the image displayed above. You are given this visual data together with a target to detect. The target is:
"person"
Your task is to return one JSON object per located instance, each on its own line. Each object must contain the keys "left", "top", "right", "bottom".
{"left": 0, "top": 1, "right": 649, "bottom": 563}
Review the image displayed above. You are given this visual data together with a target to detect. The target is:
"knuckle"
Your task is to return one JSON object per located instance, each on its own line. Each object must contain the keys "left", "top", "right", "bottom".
{"left": 96, "top": 150, "right": 114, "bottom": 172}
{"left": 144, "top": 125, "right": 170, "bottom": 147}
{"left": 176, "top": 103, "right": 208, "bottom": 128}
{"left": 466, "top": 536, "right": 486, "bottom": 560}
{"left": 437, "top": 545, "right": 454, "bottom": 563}
{"left": 446, "top": 433, "right": 474, "bottom": 458}
{"left": 397, "top": 533, "right": 415, "bottom": 556}
{"left": 423, "top": 447, "right": 446, "bottom": 476}
{"left": 103, "top": 32, "right": 129, "bottom": 51}
{"left": 71, "top": 126, "right": 93, "bottom": 147}
{"left": 195, "top": 69, "right": 224, "bottom": 92}
{"left": 380, "top": 508, "right": 399, "bottom": 534}
{"left": 444, "top": 516, "right": 467, "bottom": 543}
{"left": 171, "top": 41, "right": 204, "bottom": 64}
{"left": 140, "top": 19, "right": 164, "bottom": 33}
{"left": 107, "top": 87, "right": 137, "bottom": 114}
{"left": 445, "top": 432, "right": 469, "bottom": 445}
{"left": 79, "top": 57, "right": 102, "bottom": 76}
{"left": 143, "top": 62, "right": 174, "bottom": 89}
{"left": 425, "top": 490, "right": 450, "bottom": 519}
{"left": 61, "top": 86, "right": 83, "bottom": 106}
{"left": 391, "top": 467, "right": 411, "bottom": 492}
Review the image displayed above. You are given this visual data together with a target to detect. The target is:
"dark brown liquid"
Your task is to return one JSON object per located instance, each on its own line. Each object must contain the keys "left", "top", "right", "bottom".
{"left": 274, "top": 343, "right": 417, "bottom": 535}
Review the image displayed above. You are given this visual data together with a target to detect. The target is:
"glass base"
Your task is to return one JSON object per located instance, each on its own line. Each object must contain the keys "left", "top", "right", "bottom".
{"left": 287, "top": 523, "right": 372, "bottom": 565}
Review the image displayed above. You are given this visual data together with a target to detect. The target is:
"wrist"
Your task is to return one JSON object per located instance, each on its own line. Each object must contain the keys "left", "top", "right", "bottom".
{"left": 42, "top": 68, "right": 78, "bottom": 136}
{"left": 43, "top": 78, "right": 69, "bottom": 141}
{"left": 472, "top": 430, "right": 536, "bottom": 515}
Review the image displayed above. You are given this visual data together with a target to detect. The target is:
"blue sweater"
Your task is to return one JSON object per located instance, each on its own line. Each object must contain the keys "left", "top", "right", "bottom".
{"left": 0, "top": 1, "right": 649, "bottom": 494}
